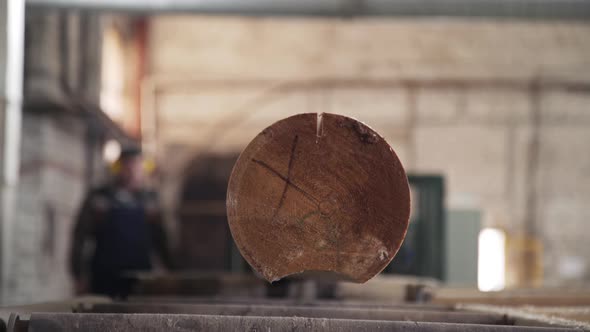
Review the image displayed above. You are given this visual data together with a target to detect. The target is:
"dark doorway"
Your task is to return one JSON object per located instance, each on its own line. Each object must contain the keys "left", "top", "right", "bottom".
{"left": 177, "top": 154, "right": 243, "bottom": 271}
{"left": 384, "top": 175, "right": 446, "bottom": 280}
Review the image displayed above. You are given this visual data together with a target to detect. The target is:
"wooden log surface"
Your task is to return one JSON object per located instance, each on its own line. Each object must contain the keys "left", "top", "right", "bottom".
{"left": 227, "top": 113, "right": 411, "bottom": 283}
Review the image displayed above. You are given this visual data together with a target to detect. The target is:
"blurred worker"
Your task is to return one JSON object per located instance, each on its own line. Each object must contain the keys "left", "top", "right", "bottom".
{"left": 69, "top": 146, "right": 173, "bottom": 297}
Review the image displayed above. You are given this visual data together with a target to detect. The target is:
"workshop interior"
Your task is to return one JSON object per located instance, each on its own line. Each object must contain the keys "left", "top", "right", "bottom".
{"left": 1, "top": 0, "right": 590, "bottom": 330}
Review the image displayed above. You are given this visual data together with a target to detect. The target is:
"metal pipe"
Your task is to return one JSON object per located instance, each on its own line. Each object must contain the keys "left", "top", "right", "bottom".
{"left": 26, "top": 0, "right": 343, "bottom": 15}
{"left": 0, "top": 0, "right": 25, "bottom": 304}
{"left": 127, "top": 296, "right": 453, "bottom": 310}
{"left": 25, "top": 0, "right": 590, "bottom": 19}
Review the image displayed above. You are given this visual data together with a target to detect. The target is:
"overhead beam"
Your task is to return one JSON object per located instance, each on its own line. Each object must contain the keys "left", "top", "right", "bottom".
{"left": 26, "top": 0, "right": 590, "bottom": 20}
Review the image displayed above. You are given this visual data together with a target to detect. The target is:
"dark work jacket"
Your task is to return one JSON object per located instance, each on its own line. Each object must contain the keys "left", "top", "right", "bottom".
{"left": 69, "top": 185, "right": 173, "bottom": 297}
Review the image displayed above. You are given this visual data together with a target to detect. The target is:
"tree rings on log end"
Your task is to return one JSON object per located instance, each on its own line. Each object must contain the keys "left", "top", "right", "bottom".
{"left": 227, "top": 113, "right": 411, "bottom": 283}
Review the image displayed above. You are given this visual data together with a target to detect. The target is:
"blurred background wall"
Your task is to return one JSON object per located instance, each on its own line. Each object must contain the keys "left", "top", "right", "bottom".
{"left": 148, "top": 16, "right": 590, "bottom": 287}
{"left": 1, "top": 5, "right": 590, "bottom": 304}
{"left": 3, "top": 10, "right": 129, "bottom": 303}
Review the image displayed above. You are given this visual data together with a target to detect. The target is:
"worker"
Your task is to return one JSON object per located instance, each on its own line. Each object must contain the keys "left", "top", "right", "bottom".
{"left": 69, "top": 146, "right": 173, "bottom": 297}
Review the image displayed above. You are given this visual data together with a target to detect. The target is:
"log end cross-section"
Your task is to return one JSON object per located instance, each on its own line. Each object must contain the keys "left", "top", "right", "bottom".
{"left": 227, "top": 113, "right": 411, "bottom": 283}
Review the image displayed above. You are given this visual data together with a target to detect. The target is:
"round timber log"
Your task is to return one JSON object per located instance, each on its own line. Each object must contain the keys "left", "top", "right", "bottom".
{"left": 227, "top": 113, "right": 410, "bottom": 282}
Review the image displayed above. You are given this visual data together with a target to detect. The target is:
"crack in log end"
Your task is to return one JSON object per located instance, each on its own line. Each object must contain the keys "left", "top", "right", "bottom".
{"left": 316, "top": 113, "right": 324, "bottom": 143}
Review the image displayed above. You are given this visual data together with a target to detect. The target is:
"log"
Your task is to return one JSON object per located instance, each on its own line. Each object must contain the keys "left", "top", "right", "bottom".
{"left": 227, "top": 113, "right": 411, "bottom": 282}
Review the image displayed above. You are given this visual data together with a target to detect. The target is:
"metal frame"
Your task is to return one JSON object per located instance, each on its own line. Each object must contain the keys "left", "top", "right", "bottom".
{"left": 24, "top": 0, "right": 590, "bottom": 20}
{"left": 1, "top": 296, "right": 584, "bottom": 331}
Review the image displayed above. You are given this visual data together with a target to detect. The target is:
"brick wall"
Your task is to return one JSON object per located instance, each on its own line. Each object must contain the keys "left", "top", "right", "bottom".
{"left": 148, "top": 17, "right": 590, "bottom": 285}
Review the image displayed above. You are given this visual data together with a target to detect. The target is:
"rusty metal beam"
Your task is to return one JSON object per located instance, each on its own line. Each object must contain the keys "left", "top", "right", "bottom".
{"left": 87, "top": 303, "right": 512, "bottom": 325}
{"left": 127, "top": 296, "right": 453, "bottom": 310}
{"left": 26, "top": 313, "right": 577, "bottom": 332}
